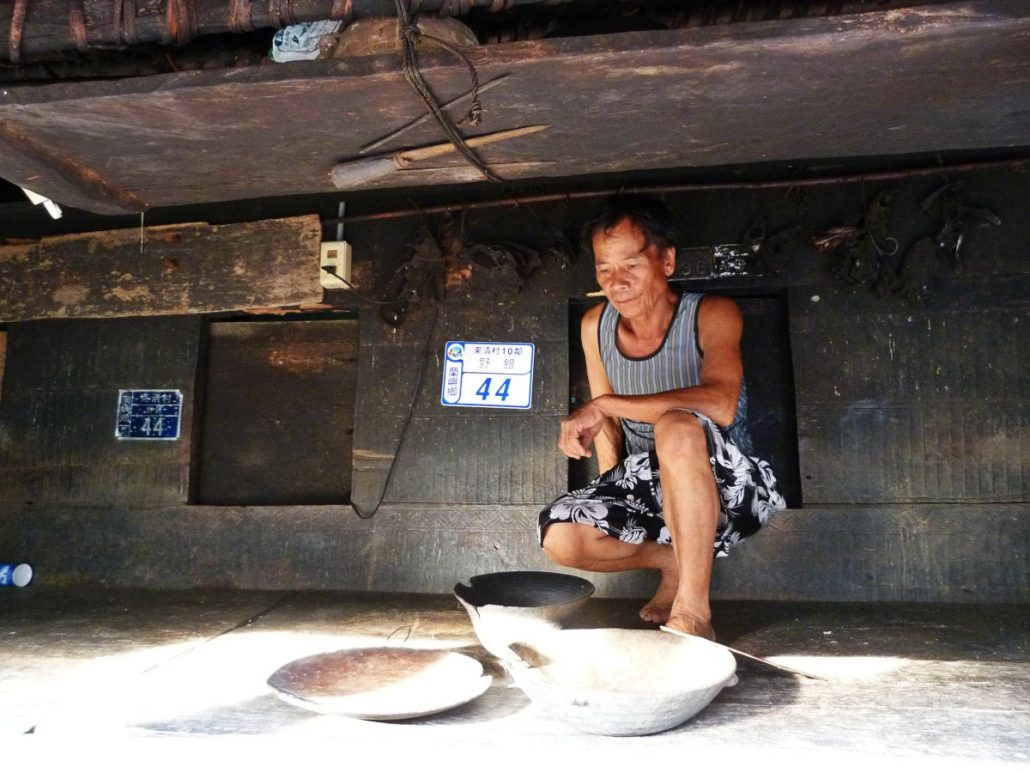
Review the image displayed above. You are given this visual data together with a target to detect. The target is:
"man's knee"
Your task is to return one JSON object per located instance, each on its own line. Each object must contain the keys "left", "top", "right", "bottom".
{"left": 541, "top": 523, "right": 592, "bottom": 568}
{"left": 653, "top": 410, "right": 709, "bottom": 463}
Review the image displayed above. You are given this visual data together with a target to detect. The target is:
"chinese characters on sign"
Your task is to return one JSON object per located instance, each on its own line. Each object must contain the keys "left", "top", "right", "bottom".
{"left": 115, "top": 389, "right": 183, "bottom": 440}
{"left": 441, "top": 341, "right": 534, "bottom": 409}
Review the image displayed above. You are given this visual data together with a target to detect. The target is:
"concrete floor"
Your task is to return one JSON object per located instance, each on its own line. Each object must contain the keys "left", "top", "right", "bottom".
{"left": 0, "top": 588, "right": 1027, "bottom": 769}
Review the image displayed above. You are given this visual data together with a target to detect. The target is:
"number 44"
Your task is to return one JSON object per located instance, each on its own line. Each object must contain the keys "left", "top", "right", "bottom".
{"left": 141, "top": 417, "right": 164, "bottom": 435}
{"left": 475, "top": 377, "right": 511, "bottom": 402}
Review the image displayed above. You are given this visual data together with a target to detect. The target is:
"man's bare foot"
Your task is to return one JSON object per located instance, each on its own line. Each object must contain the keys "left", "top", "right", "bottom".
{"left": 639, "top": 569, "right": 679, "bottom": 624}
{"left": 664, "top": 611, "right": 716, "bottom": 641}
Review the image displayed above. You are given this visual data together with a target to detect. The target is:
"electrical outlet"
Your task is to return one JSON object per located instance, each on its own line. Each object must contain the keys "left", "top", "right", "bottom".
{"left": 320, "top": 241, "right": 352, "bottom": 289}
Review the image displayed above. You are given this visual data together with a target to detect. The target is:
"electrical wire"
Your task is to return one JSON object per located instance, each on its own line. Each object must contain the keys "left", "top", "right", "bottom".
{"left": 321, "top": 265, "right": 391, "bottom": 305}
{"left": 350, "top": 301, "right": 440, "bottom": 520}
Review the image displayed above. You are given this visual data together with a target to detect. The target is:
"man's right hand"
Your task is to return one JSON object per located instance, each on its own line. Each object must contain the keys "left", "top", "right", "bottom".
{"left": 558, "top": 400, "right": 607, "bottom": 459}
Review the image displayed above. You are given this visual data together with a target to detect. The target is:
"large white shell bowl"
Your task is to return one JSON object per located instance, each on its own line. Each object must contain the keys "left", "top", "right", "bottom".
{"left": 506, "top": 628, "right": 738, "bottom": 736}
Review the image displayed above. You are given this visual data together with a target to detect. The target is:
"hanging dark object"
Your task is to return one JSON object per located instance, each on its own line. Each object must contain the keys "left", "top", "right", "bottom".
{"left": 378, "top": 227, "right": 446, "bottom": 327}
{"left": 814, "top": 187, "right": 900, "bottom": 292}
{"left": 814, "top": 183, "right": 1000, "bottom": 303}
{"left": 456, "top": 240, "right": 541, "bottom": 295}
{"left": 889, "top": 182, "right": 1001, "bottom": 302}
{"left": 921, "top": 182, "right": 1001, "bottom": 269}
{"left": 740, "top": 218, "right": 794, "bottom": 276}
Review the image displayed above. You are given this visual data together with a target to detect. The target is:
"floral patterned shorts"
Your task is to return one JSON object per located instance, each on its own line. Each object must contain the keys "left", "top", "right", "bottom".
{"left": 538, "top": 412, "right": 786, "bottom": 558}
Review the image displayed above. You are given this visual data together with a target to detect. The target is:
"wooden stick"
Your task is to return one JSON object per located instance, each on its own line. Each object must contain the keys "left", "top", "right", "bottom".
{"left": 330, "top": 125, "right": 549, "bottom": 189}
{"left": 359, "top": 74, "right": 510, "bottom": 154}
{"left": 660, "top": 626, "right": 827, "bottom": 680}
{"left": 395, "top": 124, "right": 549, "bottom": 163}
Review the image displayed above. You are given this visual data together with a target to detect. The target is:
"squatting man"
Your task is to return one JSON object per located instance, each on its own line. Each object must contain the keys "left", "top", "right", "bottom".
{"left": 538, "top": 195, "right": 785, "bottom": 640}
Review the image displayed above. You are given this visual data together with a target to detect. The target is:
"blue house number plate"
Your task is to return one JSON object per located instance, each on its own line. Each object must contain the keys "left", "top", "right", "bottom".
{"left": 115, "top": 389, "right": 183, "bottom": 440}
{"left": 441, "top": 341, "right": 534, "bottom": 410}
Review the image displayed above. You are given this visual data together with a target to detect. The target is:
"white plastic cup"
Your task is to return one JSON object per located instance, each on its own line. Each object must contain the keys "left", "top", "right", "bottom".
{"left": 0, "top": 563, "right": 32, "bottom": 587}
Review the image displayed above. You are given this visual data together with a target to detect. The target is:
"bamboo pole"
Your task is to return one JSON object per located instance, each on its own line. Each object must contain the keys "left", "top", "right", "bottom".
{"left": 0, "top": 0, "right": 579, "bottom": 62}
{"left": 0, "top": 0, "right": 940, "bottom": 64}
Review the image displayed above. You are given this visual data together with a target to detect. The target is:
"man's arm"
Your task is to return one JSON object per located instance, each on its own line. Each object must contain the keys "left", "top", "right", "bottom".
{"left": 577, "top": 296, "right": 745, "bottom": 432}
{"left": 559, "top": 304, "right": 624, "bottom": 466}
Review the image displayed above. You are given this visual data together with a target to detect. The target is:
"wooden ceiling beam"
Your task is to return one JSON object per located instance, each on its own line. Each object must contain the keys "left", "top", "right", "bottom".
{"left": 0, "top": 1, "right": 1026, "bottom": 215}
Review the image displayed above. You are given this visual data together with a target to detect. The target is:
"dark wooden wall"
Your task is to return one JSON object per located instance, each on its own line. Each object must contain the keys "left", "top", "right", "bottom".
{"left": 351, "top": 302, "right": 568, "bottom": 511}
{"left": 0, "top": 316, "right": 203, "bottom": 505}
{"left": 793, "top": 283, "right": 1027, "bottom": 504}
{"left": 199, "top": 318, "right": 359, "bottom": 506}
{"left": 0, "top": 164, "right": 1027, "bottom": 602}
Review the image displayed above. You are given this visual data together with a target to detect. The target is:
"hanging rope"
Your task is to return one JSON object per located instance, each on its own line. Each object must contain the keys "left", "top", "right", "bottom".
{"left": 393, "top": 0, "right": 501, "bottom": 183}
{"left": 417, "top": 30, "right": 483, "bottom": 125}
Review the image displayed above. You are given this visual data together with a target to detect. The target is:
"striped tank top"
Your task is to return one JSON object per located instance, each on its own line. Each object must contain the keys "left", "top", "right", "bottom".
{"left": 598, "top": 291, "right": 752, "bottom": 456}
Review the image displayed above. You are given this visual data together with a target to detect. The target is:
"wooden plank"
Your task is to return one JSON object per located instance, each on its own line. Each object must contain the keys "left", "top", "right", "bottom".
{"left": 354, "top": 415, "right": 567, "bottom": 506}
{"left": 0, "top": 587, "right": 289, "bottom": 735}
{"left": 0, "top": 502, "right": 1026, "bottom": 602}
{"left": 351, "top": 302, "right": 569, "bottom": 510}
{"left": 0, "top": 215, "right": 323, "bottom": 322}
{"left": 0, "top": 316, "right": 203, "bottom": 505}
{"left": 790, "top": 282, "right": 1030, "bottom": 504}
{"left": 796, "top": 403, "right": 1028, "bottom": 503}
{"left": 713, "top": 505, "right": 1030, "bottom": 603}
{"left": 198, "top": 318, "right": 359, "bottom": 506}
{"left": 0, "top": 589, "right": 1024, "bottom": 758}
{"left": 0, "top": 589, "right": 1026, "bottom": 759}
{"left": 0, "top": 2, "right": 1027, "bottom": 213}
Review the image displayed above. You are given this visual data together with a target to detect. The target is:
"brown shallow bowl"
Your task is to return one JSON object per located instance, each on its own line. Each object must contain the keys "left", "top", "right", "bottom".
{"left": 267, "top": 647, "right": 491, "bottom": 720}
{"left": 453, "top": 571, "right": 595, "bottom": 659}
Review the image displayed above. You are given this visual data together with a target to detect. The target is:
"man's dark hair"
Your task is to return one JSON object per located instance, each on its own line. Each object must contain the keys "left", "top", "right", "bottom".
{"left": 579, "top": 194, "right": 679, "bottom": 262}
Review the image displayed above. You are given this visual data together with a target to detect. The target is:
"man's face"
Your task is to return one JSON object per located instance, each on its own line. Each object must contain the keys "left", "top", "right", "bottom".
{"left": 593, "top": 217, "right": 675, "bottom": 319}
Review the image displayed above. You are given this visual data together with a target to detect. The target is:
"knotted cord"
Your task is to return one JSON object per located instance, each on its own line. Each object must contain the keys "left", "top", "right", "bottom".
{"left": 393, "top": 0, "right": 501, "bottom": 183}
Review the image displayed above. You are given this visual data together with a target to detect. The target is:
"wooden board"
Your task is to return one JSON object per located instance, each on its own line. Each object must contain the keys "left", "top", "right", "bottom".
{"left": 0, "top": 588, "right": 1026, "bottom": 762}
{"left": 0, "top": 215, "right": 323, "bottom": 322}
{"left": 0, "top": 316, "right": 203, "bottom": 506}
{"left": 790, "top": 281, "right": 1029, "bottom": 504}
{"left": 0, "top": 502, "right": 1026, "bottom": 602}
{"left": 0, "top": 2, "right": 1027, "bottom": 213}
{"left": 198, "top": 318, "right": 359, "bottom": 506}
{"left": 351, "top": 302, "right": 569, "bottom": 511}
